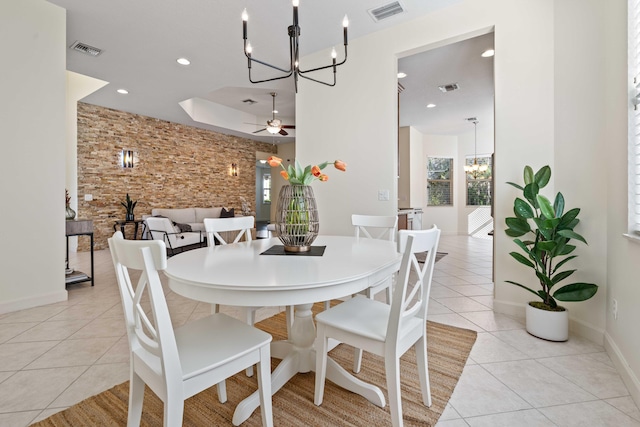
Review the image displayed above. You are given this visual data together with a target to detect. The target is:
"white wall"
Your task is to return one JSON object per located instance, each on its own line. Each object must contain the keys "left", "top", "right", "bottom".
{"left": 297, "top": 0, "right": 638, "bottom": 405}
{"left": 0, "top": 0, "right": 67, "bottom": 313}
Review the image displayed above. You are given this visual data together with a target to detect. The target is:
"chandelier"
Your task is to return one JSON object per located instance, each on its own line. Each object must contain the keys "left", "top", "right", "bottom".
{"left": 242, "top": 0, "right": 349, "bottom": 92}
{"left": 464, "top": 119, "right": 488, "bottom": 179}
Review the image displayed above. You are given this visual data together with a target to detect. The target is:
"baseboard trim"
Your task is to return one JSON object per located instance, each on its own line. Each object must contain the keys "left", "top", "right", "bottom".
{"left": 604, "top": 332, "right": 640, "bottom": 410}
{"left": 0, "top": 290, "right": 68, "bottom": 315}
{"left": 493, "top": 299, "right": 604, "bottom": 344}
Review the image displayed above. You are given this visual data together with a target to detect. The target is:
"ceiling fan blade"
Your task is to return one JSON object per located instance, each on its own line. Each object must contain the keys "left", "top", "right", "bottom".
{"left": 281, "top": 125, "right": 296, "bottom": 129}
{"left": 253, "top": 128, "right": 266, "bottom": 134}
{"left": 279, "top": 129, "right": 289, "bottom": 136}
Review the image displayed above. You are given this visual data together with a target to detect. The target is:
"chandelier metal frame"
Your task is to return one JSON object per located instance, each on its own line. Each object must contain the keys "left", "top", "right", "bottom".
{"left": 242, "top": 1, "right": 348, "bottom": 92}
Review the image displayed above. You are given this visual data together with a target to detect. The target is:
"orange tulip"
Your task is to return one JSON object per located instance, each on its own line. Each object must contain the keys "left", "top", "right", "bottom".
{"left": 334, "top": 160, "right": 347, "bottom": 172}
{"left": 311, "top": 165, "right": 322, "bottom": 177}
{"left": 280, "top": 170, "right": 289, "bottom": 180}
{"left": 318, "top": 174, "right": 329, "bottom": 182}
{"left": 268, "top": 156, "right": 283, "bottom": 167}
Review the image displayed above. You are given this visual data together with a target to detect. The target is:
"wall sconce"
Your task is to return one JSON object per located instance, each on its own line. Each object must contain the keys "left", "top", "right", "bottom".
{"left": 121, "top": 149, "right": 135, "bottom": 168}
{"left": 231, "top": 163, "right": 238, "bottom": 176}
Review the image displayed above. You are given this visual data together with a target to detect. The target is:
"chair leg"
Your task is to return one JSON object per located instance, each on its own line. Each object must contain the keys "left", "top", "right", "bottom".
{"left": 128, "top": 372, "right": 145, "bottom": 427}
{"left": 415, "top": 337, "right": 432, "bottom": 407}
{"left": 217, "top": 381, "right": 227, "bottom": 403}
{"left": 385, "top": 356, "right": 403, "bottom": 427}
{"left": 211, "top": 303, "right": 219, "bottom": 314}
{"left": 256, "top": 346, "right": 274, "bottom": 427}
{"left": 323, "top": 300, "right": 331, "bottom": 311}
{"left": 244, "top": 307, "right": 257, "bottom": 377}
{"left": 314, "top": 325, "right": 329, "bottom": 406}
{"left": 163, "top": 391, "right": 185, "bottom": 427}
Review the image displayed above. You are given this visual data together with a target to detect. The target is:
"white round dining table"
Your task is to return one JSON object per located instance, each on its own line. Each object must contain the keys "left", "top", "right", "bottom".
{"left": 164, "top": 235, "right": 402, "bottom": 425}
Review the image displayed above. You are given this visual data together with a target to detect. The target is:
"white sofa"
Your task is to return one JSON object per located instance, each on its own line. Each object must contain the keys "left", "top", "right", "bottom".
{"left": 145, "top": 207, "right": 227, "bottom": 255}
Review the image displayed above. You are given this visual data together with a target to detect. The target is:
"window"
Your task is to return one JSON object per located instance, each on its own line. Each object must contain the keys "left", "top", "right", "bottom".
{"left": 629, "top": 0, "right": 640, "bottom": 235}
{"left": 427, "top": 157, "right": 453, "bottom": 206}
{"left": 262, "top": 173, "right": 271, "bottom": 204}
{"left": 465, "top": 155, "right": 492, "bottom": 206}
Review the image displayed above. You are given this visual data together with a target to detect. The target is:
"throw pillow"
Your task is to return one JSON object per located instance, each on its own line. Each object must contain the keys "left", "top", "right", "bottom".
{"left": 220, "top": 207, "right": 235, "bottom": 218}
{"left": 173, "top": 222, "right": 192, "bottom": 232}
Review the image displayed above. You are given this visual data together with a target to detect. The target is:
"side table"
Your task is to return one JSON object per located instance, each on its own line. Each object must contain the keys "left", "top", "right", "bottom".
{"left": 65, "top": 219, "right": 94, "bottom": 286}
{"left": 113, "top": 219, "right": 147, "bottom": 240}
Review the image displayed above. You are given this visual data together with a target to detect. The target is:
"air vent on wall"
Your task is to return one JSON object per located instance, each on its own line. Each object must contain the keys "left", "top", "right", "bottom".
{"left": 69, "top": 41, "right": 102, "bottom": 57}
{"left": 438, "top": 83, "right": 459, "bottom": 92}
{"left": 368, "top": 1, "right": 406, "bottom": 22}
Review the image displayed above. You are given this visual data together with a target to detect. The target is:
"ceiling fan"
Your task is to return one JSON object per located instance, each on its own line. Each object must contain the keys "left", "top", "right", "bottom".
{"left": 252, "top": 92, "right": 295, "bottom": 136}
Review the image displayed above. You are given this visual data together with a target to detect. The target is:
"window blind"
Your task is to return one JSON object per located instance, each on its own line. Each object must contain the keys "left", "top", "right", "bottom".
{"left": 629, "top": 0, "right": 640, "bottom": 234}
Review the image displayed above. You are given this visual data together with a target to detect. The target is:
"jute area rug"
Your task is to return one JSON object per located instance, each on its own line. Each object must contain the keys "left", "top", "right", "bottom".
{"left": 32, "top": 302, "right": 476, "bottom": 427}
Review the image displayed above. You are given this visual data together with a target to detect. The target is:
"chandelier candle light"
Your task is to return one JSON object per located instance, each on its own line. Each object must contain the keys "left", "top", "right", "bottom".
{"left": 242, "top": 1, "right": 349, "bottom": 92}
{"left": 464, "top": 119, "right": 488, "bottom": 179}
{"left": 268, "top": 156, "right": 347, "bottom": 252}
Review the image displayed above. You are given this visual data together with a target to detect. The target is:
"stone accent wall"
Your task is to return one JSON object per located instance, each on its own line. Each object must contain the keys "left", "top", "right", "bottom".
{"left": 76, "top": 102, "right": 276, "bottom": 250}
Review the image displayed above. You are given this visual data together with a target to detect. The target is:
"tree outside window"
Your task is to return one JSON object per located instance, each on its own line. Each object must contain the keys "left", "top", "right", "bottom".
{"left": 465, "top": 155, "right": 492, "bottom": 206}
{"left": 427, "top": 157, "right": 453, "bottom": 206}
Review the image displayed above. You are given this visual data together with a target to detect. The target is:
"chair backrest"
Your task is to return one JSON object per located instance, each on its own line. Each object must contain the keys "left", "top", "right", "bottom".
{"left": 387, "top": 225, "right": 441, "bottom": 340}
{"left": 145, "top": 217, "right": 176, "bottom": 241}
{"left": 352, "top": 214, "right": 398, "bottom": 241}
{"left": 204, "top": 216, "right": 254, "bottom": 246}
{"left": 108, "top": 232, "right": 181, "bottom": 393}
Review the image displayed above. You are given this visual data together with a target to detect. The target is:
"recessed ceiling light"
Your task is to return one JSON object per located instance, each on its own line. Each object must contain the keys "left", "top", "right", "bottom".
{"left": 397, "top": 72, "right": 407, "bottom": 79}
{"left": 117, "top": 89, "right": 129, "bottom": 94}
{"left": 481, "top": 49, "right": 495, "bottom": 58}
{"left": 426, "top": 103, "right": 436, "bottom": 108}
{"left": 177, "top": 57, "right": 191, "bottom": 65}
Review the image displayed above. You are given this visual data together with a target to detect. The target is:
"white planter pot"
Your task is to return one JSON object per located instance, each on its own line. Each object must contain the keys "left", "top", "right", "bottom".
{"left": 525, "top": 303, "right": 569, "bottom": 342}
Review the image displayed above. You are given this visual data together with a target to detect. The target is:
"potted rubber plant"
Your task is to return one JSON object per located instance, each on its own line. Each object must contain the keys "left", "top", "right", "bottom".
{"left": 121, "top": 193, "right": 137, "bottom": 221}
{"left": 504, "top": 165, "right": 598, "bottom": 341}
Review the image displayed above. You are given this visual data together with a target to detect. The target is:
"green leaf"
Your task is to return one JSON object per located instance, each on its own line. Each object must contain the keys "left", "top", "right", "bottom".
{"left": 557, "top": 229, "right": 587, "bottom": 244}
{"left": 537, "top": 240, "right": 557, "bottom": 252}
{"left": 554, "top": 192, "right": 565, "bottom": 217}
{"left": 534, "top": 165, "right": 551, "bottom": 188}
{"left": 535, "top": 270, "right": 554, "bottom": 289}
{"left": 505, "top": 280, "right": 541, "bottom": 298}
{"left": 524, "top": 166, "right": 534, "bottom": 185}
{"left": 553, "top": 283, "right": 598, "bottom": 302}
{"left": 537, "top": 194, "right": 555, "bottom": 219}
{"left": 552, "top": 269, "right": 575, "bottom": 284}
{"left": 558, "top": 244, "right": 576, "bottom": 256}
{"left": 559, "top": 208, "right": 580, "bottom": 227}
{"left": 552, "top": 255, "right": 578, "bottom": 273}
{"left": 513, "top": 238, "right": 532, "bottom": 255}
{"left": 507, "top": 181, "right": 524, "bottom": 191}
{"left": 506, "top": 217, "right": 531, "bottom": 234}
{"left": 506, "top": 228, "right": 526, "bottom": 237}
{"left": 509, "top": 251, "right": 535, "bottom": 268}
{"left": 524, "top": 183, "right": 540, "bottom": 207}
{"left": 317, "top": 161, "right": 330, "bottom": 170}
{"left": 514, "top": 198, "right": 534, "bottom": 218}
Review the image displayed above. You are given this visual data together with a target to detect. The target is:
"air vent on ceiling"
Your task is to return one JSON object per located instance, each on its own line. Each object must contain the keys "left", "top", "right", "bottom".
{"left": 69, "top": 41, "right": 102, "bottom": 57}
{"left": 438, "top": 83, "right": 459, "bottom": 92}
{"left": 242, "top": 99, "right": 258, "bottom": 105}
{"left": 368, "top": 1, "right": 406, "bottom": 22}
{"left": 465, "top": 117, "right": 478, "bottom": 122}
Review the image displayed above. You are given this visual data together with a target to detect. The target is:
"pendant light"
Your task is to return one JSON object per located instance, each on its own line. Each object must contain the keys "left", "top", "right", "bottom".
{"left": 464, "top": 119, "right": 488, "bottom": 179}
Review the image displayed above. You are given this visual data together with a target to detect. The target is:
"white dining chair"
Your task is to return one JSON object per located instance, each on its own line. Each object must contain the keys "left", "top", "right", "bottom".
{"left": 204, "top": 216, "right": 254, "bottom": 246}
{"left": 108, "top": 232, "right": 273, "bottom": 427}
{"left": 314, "top": 225, "right": 440, "bottom": 427}
{"left": 352, "top": 214, "right": 398, "bottom": 303}
{"left": 349, "top": 214, "right": 399, "bottom": 373}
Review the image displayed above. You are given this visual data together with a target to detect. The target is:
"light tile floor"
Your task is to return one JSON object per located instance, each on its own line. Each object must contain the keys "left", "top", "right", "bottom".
{"left": 0, "top": 235, "right": 638, "bottom": 426}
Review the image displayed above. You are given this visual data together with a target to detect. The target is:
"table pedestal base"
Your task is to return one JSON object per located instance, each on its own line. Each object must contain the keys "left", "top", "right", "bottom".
{"left": 232, "top": 303, "right": 385, "bottom": 425}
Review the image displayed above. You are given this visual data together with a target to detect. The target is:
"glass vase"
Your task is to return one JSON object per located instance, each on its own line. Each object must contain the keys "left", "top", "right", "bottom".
{"left": 65, "top": 205, "right": 76, "bottom": 220}
{"left": 275, "top": 185, "right": 319, "bottom": 252}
